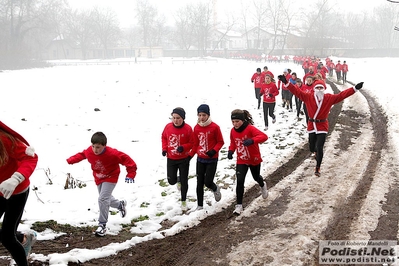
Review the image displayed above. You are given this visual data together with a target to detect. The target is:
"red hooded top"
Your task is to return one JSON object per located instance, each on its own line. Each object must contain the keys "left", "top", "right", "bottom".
{"left": 0, "top": 121, "right": 38, "bottom": 197}
{"left": 67, "top": 146, "right": 137, "bottom": 185}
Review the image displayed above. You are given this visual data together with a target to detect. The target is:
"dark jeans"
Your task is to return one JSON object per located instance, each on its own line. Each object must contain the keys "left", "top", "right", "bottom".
{"left": 262, "top": 102, "right": 276, "bottom": 127}
{"left": 336, "top": 71, "right": 341, "bottom": 81}
{"left": 0, "top": 190, "right": 30, "bottom": 266}
{"left": 308, "top": 133, "right": 327, "bottom": 168}
{"left": 286, "top": 91, "right": 293, "bottom": 109}
{"left": 196, "top": 161, "right": 218, "bottom": 206}
{"left": 235, "top": 164, "right": 265, "bottom": 204}
{"left": 342, "top": 72, "right": 347, "bottom": 83}
{"left": 295, "top": 96, "right": 303, "bottom": 117}
{"left": 167, "top": 158, "right": 190, "bottom": 201}
{"left": 255, "top": 88, "right": 261, "bottom": 108}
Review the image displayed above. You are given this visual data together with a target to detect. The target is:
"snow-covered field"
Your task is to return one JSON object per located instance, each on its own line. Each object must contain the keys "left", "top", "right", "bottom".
{"left": 0, "top": 56, "right": 398, "bottom": 265}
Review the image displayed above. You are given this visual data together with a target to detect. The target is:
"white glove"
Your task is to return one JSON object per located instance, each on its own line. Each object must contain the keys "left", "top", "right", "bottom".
{"left": 0, "top": 172, "right": 25, "bottom": 199}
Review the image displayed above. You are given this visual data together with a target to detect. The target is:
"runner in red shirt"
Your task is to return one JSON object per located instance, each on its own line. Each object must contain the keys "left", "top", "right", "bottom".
{"left": 251, "top": 68, "right": 263, "bottom": 109}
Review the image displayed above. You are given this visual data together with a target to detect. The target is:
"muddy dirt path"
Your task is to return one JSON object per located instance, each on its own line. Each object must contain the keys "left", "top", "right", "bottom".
{"left": 2, "top": 80, "right": 398, "bottom": 266}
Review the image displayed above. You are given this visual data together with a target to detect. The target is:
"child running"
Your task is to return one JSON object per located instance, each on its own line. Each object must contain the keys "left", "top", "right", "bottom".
{"left": 227, "top": 109, "right": 269, "bottom": 215}
{"left": 66, "top": 131, "right": 137, "bottom": 237}
{"left": 188, "top": 104, "right": 224, "bottom": 212}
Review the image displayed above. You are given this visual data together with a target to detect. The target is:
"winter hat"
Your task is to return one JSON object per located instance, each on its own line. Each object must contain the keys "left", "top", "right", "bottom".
{"left": 197, "top": 104, "right": 210, "bottom": 115}
{"left": 256, "top": 68, "right": 261, "bottom": 72}
{"left": 313, "top": 80, "right": 326, "bottom": 90}
{"left": 171, "top": 107, "right": 186, "bottom": 120}
{"left": 231, "top": 112, "right": 245, "bottom": 121}
{"left": 0, "top": 121, "right": 35, "bottom": 157}
{"left": 283, "top": 68, "right": 288, "bottom": 73}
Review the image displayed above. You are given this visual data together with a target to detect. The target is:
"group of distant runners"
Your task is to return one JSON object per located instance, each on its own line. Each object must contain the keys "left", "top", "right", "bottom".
{"left": 250, "top": 56, "right": 361, "bottom": 177}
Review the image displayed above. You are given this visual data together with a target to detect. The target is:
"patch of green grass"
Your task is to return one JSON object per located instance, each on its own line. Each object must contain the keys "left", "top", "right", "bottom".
{"left": 121, "top": 221, "right": 136, "bottom": 228}
{"left": 156, "top": 212, "right": 165, "bottom": 217}
{"left": 158, "top": 179, "right": 168, "bottom": 187}
{"left": 161, "top": 191, "right": 167, "bottom": 196}
{"left": 140, "top": 202, "right": 150, "bottom": 208}
{"left": 132, "top": 215, "right": 149, "bottom": 222}
{"left": 30, "top": 220, "right": 94, "bottom": 233}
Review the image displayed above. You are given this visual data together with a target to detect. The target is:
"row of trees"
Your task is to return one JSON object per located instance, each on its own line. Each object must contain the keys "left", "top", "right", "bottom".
{"left": 0, "top": 0, "right": 398, "bottom": 69}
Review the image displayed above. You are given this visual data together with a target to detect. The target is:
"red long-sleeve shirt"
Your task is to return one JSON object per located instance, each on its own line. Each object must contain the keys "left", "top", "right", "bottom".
{"left": 229, "top": 123, "right": 268, "bottom": 165}
{"left": 260, "top": 82, "right": 279, "bottom": 103}
{"left": 189, "top": 121, "right": 224, "bottom": 160}
{"left": 67, "top": 146, "right": 137, "bottom": 185}
{"left": 251, "top": 73, "right": 263, "bottom": 88}
{"left": 162, "top": 122, "right": 194, "bottom": 160}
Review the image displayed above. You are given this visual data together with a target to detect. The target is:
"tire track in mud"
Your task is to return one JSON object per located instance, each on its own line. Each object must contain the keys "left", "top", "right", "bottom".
{"left": 314, "top": 83, "right": 399, "bottom": 266}
{"left": 321, "top": 87, "right": 390, "bottom": 240}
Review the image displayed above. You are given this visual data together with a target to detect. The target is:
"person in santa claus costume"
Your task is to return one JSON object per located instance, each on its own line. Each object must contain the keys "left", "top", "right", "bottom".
{"left": 0, "top": 121, "right": 38, "bottom": 265}
{"left": 277, "top": 75, "right": 364, "bottom": 176}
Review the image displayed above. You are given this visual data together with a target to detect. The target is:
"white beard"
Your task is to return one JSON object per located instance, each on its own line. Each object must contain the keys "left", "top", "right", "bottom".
{"left": 315, "top": 90, "right": 324, "bottom": 101}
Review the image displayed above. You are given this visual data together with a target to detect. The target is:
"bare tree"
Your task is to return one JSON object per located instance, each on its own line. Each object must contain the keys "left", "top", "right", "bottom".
{"left": 192, "top": 1, "right": 213, "bottom": 57}
{"left": 387, "top": 0, "right": 399, "bottom": 31}
{"left": 0, "top": 0, "right": 69, "bottom": 67}
{"left": 91, "top": 6, "right": 120, "bottom": 59}
{"left": 64, "top": 9, "right": 96, "bottom": 60}
{"left": 264, "top": 0, "right": 288, "bottom": 55}
{"left": 173, "top": 4, "right": 197, "bottom": 54}
{"left": 239, "top": 0, "right": 251, "bottom": 50}
{"left": 135, "top": 0, "right": 157, "bottom": 47}
{"left": 208, "top": 15, "right": 237, "bottom": 56}
{"left": 135, "top": 0, "right": 168, "bottom": 57}
{"left": 251, "top": 0, "right": 268, "bottom": 51}
{"left": 151, "top": 13, "right": 167, "bottom": 47}
{"left": 272, "top": 0, "right": 295, "bottom": 57}
{"left": 373, "top": 3, "right": 399, "bottom": 48}
{"left": 122, "top": 26, "right": 141, "bottom": 58}
{"left": 298, "top": 0, "right": 333, "bottom": 54}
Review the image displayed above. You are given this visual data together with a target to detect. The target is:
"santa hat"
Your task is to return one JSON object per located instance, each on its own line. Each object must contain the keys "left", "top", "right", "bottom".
{"left": 0, "top": 121, "right": 35, "bottom": 157}
{"left": 313, "top": 80, "right": 326, "bottom": 90}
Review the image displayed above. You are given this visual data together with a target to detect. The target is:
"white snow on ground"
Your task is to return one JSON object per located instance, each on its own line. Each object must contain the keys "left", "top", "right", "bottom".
{"left": 0, "top": 57, "right": 398, "bottom": 265}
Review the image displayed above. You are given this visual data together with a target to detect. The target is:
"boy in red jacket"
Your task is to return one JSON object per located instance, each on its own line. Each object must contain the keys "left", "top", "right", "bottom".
{"left": 67, "top": 132, "right": 137, "bottom": 237}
